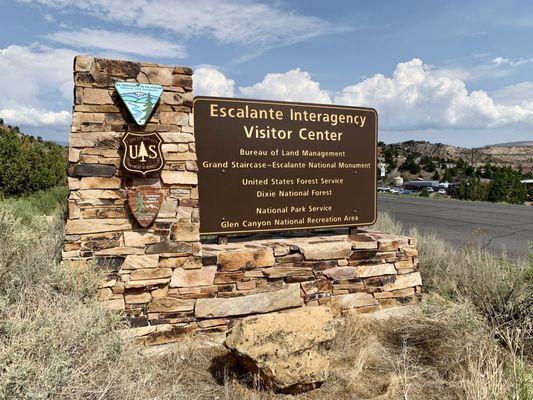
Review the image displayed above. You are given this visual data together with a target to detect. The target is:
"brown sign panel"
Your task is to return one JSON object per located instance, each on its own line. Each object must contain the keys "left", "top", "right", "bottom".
{"left": 127, "top": 186, "right": 163, "bottom": 227}
{"left": 121, "top": 132, "right": 164, "bottom": 175}
{"left": 194, "top": 96, "right": 377, "bottom": 235}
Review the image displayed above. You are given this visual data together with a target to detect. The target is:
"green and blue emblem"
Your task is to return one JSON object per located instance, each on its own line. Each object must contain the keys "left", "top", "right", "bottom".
{"left": 115, "top": 82, "right": 163, "bottom": 125}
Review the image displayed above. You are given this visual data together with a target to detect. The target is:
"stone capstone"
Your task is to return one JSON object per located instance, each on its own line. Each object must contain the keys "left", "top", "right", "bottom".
{"left": 195, "top": 284, "right": 302, "bottom": 318}
{"left": 299, "top": 240, "right": 352, "bottom": 260}
{"left": 224, "top": 307, "right": 336, "bottom": 393}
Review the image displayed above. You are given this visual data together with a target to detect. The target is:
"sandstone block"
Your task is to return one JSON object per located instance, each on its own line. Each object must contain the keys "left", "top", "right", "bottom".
{"left": 383, "top": 272, "right": 422, "bottom": 291}
{"left": 322, "top": 266, "right": 357, "bottom": 281}
{"left": 84, "top": 88, "right": 113, "bottom": 104}
{"left": 69, "top": 131, "right": 122, "bottom": 148}
{"left": 395, "top": 259, "right": 414, "bottom": 270}
{"left": 350, "top": 234, "right": 378, "bottom": 250}
{"left": 141, "top": 66, "right": 173, "bottom": 85}
{"left": 218, "top": 248, "right": 275, "bottom": 271}
{"left": 145, "top": 241, "right": 192, "bottom": 256}
{"left": 335, "top": 293, "right": 378, "bottom": 310}
{"left": 130, "top": 268, "right": 172, "bottom": 281}
{"left": 79, "top": 177, "right": 121, "bottom": 189}
{"left": 299, "top": 241, "right": 352, "bottom": 260}
{"left": 170, "top": 266, "right": 217, "bottom": 287}
{"left": 148, "top": 297, "right": 195, "bottom": 313}
{"left": 401, "top": 246, "right": 419, "bottom": 257}
{"left": 159, "top": 112, "right": 188, "bottom": 125}
{"left": 355, "top": 263, "right": 396, "bottom": 278}
{"left": 69, "top": 163, "right": 116, "bottom": 177}
{"left": 158, "top": 132, "right": 194, "bottom": 143}
{"left": 123, "top": 231, "right": 160, "bottom": 247}
{"left": 75, "top": 55, "right": 94, "bottom": 71}
{"left": 124, "top": 278, "right": 170, "bottom": 288}
{"left": 125, "top": 292, "right": 152, "bottom": 304}
{"left": 171, "top": 221, "right": 199, "bottom": 241}
{"left": 160, "top": 170, "right": 198, "bottom": 185}
{"left": 121, "top": 254, "right": 159, "bottom": 270}
{"left": 224, "top": 307, "right": 335, "bottom": 393}
{"left": 378, "top": 239, "right": 400, "bottom": 251}
{"left": 65, "top": 219, "right": 131, "bottom": 234}
{"left": 195, "top": 284, "right": 302, "bottom": 318}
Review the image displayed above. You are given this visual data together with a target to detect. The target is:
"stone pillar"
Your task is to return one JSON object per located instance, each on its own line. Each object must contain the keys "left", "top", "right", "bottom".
{"left": 64, "top": 56, "right": 200, "bottom": 329}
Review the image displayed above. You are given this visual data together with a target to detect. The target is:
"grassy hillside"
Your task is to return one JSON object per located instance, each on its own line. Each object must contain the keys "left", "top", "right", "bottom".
{"left": 0, "top": 188, "right": 531, "bottom": 399}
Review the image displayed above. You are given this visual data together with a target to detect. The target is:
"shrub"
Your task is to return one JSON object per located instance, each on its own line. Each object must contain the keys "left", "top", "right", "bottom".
{"left": 419, "top": 187, "right": 430, "bottom": 197}
{"left": 0, "top": 127, "right": 67, "bottom": 196}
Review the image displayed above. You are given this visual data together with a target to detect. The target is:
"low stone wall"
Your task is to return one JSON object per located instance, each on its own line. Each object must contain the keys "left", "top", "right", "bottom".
{"left": 112, "top": 230, "right": 420, "bottom": 345}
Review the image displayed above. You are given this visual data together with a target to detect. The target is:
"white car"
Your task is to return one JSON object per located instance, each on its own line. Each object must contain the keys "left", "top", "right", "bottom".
{"left": 437, "top": 188, "right": 447, "bottom": 195}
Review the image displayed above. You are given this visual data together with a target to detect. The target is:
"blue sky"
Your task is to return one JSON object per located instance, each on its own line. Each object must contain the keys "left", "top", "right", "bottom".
{"left": 1, "top": 0, "right": 533, "bottom": 147}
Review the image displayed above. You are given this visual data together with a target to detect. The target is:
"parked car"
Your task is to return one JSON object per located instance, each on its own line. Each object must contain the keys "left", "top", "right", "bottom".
{"left": 437, "top": 188, "right": 447, "bottom": 195}
{"left": 399, "top": 189, "right": 414, "bottom": 195}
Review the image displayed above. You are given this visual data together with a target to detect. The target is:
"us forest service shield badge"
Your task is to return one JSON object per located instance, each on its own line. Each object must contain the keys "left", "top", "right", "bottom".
{"left": 127, "top": 186, "right": 163, "bottom": 227}
{"left": 121, "top": 132, "right": 164, "bottom": 176}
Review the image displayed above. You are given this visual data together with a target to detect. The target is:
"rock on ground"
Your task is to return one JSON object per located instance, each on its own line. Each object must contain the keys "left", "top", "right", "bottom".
{"left": 224, "top": 306, "right": 336, "bottom": 393}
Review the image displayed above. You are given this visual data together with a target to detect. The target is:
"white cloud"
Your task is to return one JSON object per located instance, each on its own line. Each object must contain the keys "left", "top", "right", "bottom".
{"left": 239, "top": 69, "right": 332, "bottom": 104}
{"left": 492, "top": 56, "right": 533, "bottom": 67}
{"left": 0, "top": 106, "right": 70, "bottom": 127}
{"left": 22, "top": 0, "right": 345, "bottom": 49}
{"left": 47, "top": 28, "right": 186, "bottom": 58}
{"left": 334, "top": 58, "right": 533, "bottom": 130}
{"left": 193, "top": 67, "right": 235, "bottom": 97}
{"left": 0, "top": 45, "right": 74, "bottom": 127}
{"left": 491, "top": 81, "right": 533, "bottom": 106}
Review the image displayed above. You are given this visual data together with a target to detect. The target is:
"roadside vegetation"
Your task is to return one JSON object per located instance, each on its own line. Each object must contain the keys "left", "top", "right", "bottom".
{"left": 0, "top": 188, "right": 530, "bottom": 399}
{"left": 380, "top": 141, "right": 531, "bottom": 204}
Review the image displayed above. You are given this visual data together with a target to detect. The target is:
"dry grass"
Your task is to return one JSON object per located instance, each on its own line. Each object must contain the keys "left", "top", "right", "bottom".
{"left": 0, "top": 196, "right": 531, "bottom": 399}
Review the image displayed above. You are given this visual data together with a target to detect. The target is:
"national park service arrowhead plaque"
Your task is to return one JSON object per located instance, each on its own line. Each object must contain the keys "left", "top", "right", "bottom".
{"left": 115, "top": 82, "right": 163, "bottom": 125}
{"left": 121, "top": 132, "right": 164, "bottom": 176}
{"left": 127, "top": 187, "right": 163, "bottom": 227}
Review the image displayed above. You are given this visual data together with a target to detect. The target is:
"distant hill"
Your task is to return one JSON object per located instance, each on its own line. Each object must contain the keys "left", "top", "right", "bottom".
{"left": 381, "top": 140, "right": 533, "bottom": 174}
{"left": 484, "top": 141, "right": 533, "bottom": 147}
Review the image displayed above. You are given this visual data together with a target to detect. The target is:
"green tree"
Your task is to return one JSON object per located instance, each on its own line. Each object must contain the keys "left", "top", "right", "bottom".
{"left": 487, "top": 167, "right": 527, "bottom": 204}
{"left": 419, "top": 188, "right": 430, "bottom": 197}
{"left": 399, "top": 155, "right": 421, "bottom": 174}
{"left": 432, "top": 170, "right": 440, "bottom": 181}
{"left": 454, "top": 177, "right": 489, "bottom": 201}
{"left": 443, "top": 168, "right": 455, "bottom": 182}
{"left": 0, "top": 127, "right": 66, "bottom": 196}
{"left": 423, "top": 160, "right": 436, "bottom": 172}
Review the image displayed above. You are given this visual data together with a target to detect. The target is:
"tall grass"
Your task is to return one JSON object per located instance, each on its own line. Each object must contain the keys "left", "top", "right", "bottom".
{"left": 0, "top": 186, "right": 67, "bottom": 222}
{"left": 0, "top": 191, "right": 531, "bottom": 399}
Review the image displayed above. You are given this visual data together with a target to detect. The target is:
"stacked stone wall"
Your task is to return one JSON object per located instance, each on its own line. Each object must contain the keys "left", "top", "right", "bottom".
{"left": 64, "top": 56, "right": 422, "bottom": 345}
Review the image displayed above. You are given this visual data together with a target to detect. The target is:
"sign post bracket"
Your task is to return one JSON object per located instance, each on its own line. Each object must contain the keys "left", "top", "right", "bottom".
{"left": 217, "top": 235, "right": 228, "bottom": 245}
{"left": 349, "top": 226, "right": 359, "bottom": 236}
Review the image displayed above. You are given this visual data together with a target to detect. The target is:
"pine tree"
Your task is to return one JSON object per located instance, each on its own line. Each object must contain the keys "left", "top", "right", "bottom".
{"left": 138, "top": 141, "right": 149, "bottom": 162}
{"left": 141, "top": 93, "right": 155, "bottom": 123}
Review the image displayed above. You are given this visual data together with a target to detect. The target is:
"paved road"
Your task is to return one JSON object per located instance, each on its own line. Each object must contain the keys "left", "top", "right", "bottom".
{"left": 378, "top": 195, "right": 532, "bottom": 260}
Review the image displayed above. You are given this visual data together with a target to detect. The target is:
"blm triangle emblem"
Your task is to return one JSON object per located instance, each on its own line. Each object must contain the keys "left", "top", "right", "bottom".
{"left": 115, "top": 82, "right": 163, "bottom": 125}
